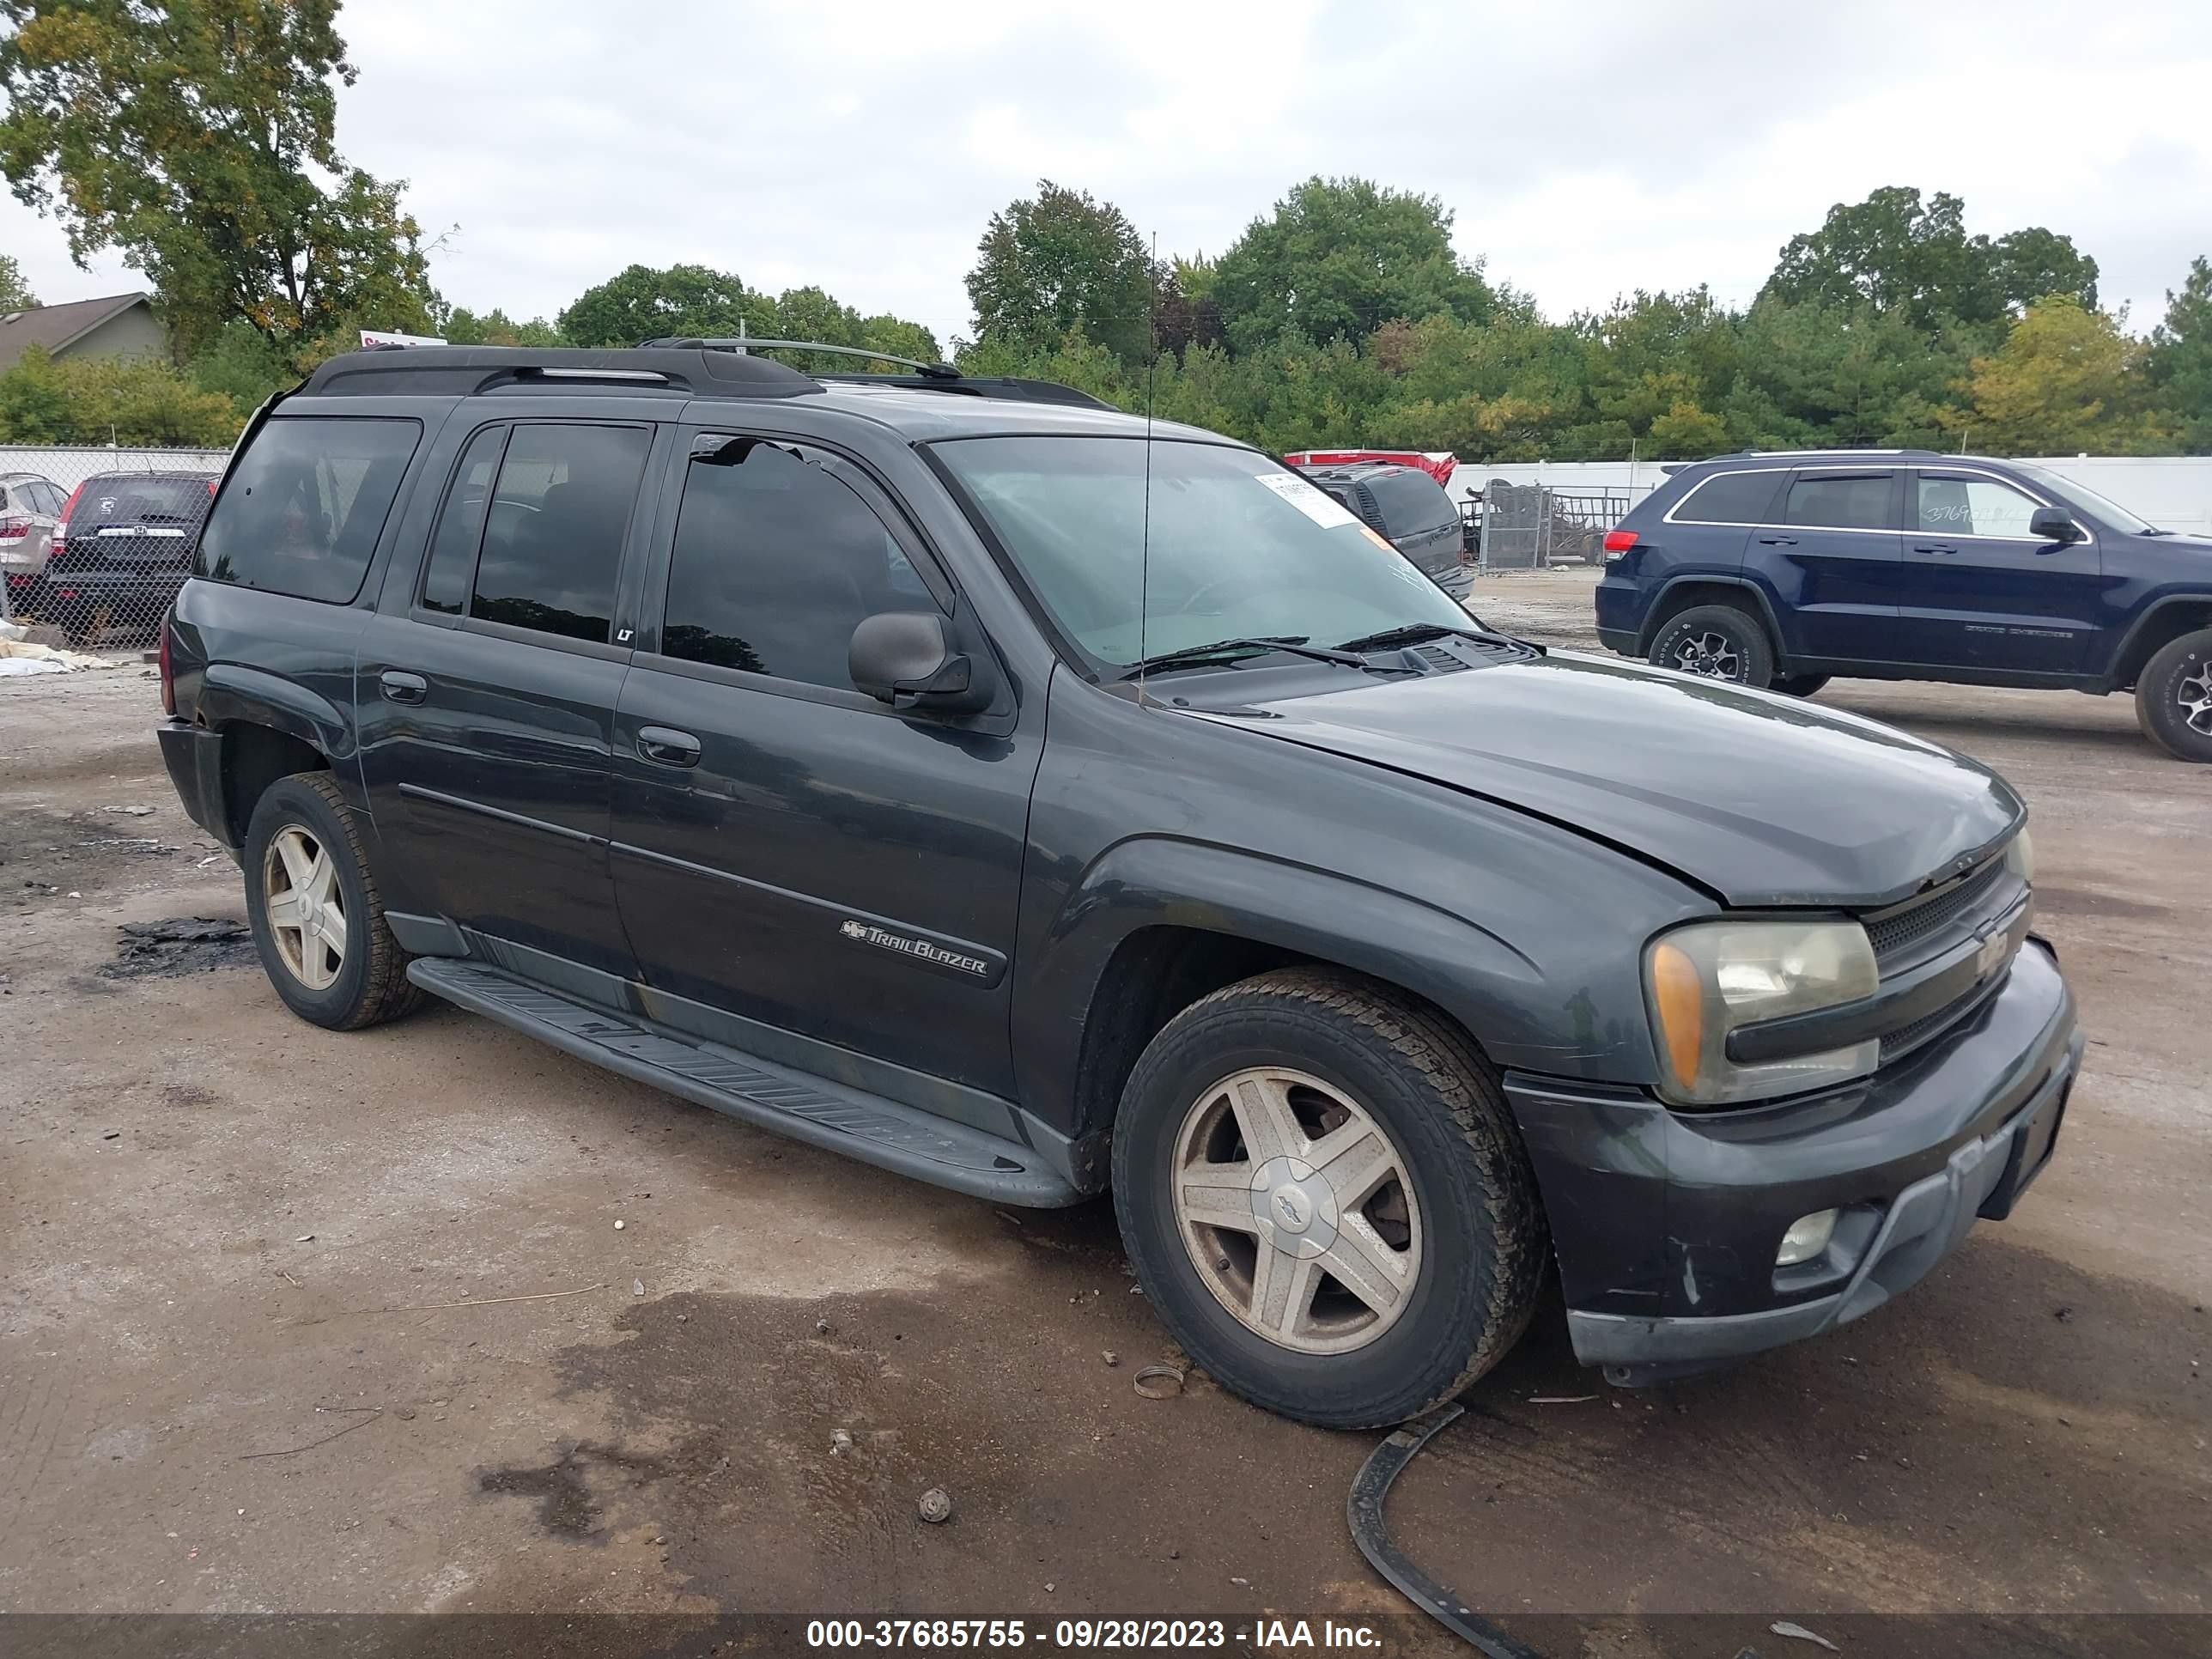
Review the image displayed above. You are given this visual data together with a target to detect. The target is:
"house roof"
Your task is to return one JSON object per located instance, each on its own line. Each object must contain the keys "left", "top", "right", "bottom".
{"left": 0, "top": 291, "right": 155, "bottom": 372}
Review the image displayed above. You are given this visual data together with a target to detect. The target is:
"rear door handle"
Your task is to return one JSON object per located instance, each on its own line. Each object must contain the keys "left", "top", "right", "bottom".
{"left": 636, "top": 726, "right": 701, "bottom": 768}
{"left": 1755, "top": 535, "right": 1797, "bottom": 545}
{"left": 1913, "top": 544, "right": 1960, "bottom": 555}
{"left": 379, "top": 670, "right": 427, "bottom": 704}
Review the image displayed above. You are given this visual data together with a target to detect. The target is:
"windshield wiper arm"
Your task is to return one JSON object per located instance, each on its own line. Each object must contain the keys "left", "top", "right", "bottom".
{"left": 1333, "top": 620, "right": 1538, "bottom": 653}
{"left": 1121, "top": 635, "right": 1370, "bottom": 679}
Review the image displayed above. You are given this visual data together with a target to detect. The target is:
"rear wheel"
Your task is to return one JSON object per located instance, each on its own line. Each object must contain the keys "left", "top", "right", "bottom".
{"left": 2135, "top": 629, "right": 2212, "bottom": 762}
{"left": 243, "top": 773, "right": 425, "bottom": 1029}
{"left": 1649, "top": 604, "right": 1775, "bottom": 690}
{"left": 1112, "top": 969, "right": 1547, "bottom": 1429}
{"left": 1772, "top": 672, "right": 1830, "bottom": 697}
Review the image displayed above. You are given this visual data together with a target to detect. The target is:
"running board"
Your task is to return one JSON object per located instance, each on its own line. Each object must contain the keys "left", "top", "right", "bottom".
{"left": 405, "top": 958, "right": 1079, "bottom": 1206}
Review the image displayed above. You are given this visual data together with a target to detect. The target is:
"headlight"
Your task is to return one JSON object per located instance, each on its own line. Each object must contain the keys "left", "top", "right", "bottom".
{"left": 2003, "top": 828, "right": 2033, "bottom": 887}
{"left": 1644, "top": 920, "right": 1880, "bottom": 1106}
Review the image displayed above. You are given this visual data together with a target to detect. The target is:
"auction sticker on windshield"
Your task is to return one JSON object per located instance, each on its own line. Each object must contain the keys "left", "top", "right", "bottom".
{"left": 1254, "top": 470, "right": 1362, "bottom": 529}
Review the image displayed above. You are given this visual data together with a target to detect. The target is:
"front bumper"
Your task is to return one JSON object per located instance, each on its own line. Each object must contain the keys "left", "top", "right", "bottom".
{"left": 1505, "top": 938, "right": 2081, "bottom": 1382}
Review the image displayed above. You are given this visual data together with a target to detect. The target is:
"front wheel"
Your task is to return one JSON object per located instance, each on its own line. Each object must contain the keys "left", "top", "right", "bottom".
{"left": 1111, "top": 969, "right": 1547, "bottom": 1429}
{"left": 243, "top": 772, "right": 425, "bottom": 1029}
{"left": 2136, "top": 629, "right": 2212, "bottom": 762}
{"left": 1649, "top": 604, "right": 1775, "bottom": 689}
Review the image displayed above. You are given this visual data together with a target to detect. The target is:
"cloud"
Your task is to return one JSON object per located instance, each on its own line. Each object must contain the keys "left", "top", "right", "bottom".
{"left": 1, "top": 0, "right": 2205, "bottom": 342}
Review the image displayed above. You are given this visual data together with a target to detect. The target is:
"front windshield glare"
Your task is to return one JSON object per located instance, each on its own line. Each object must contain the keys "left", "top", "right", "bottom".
{"left": 2012, "top": 463, "right": 2158, "bottom": 535}
{"left": 933, "top": 436, "right": 1469, "bottom": 671}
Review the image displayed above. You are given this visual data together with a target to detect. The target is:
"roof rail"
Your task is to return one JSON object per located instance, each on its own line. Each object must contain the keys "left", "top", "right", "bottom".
{"left": 300, "top": 345, "right": 820, "bottom": 399}
{"left": 641, "top": 337, "right": 962, "bottom": 380}
{"left": 815, "top": 371, "right": 1115, "bottom": 410}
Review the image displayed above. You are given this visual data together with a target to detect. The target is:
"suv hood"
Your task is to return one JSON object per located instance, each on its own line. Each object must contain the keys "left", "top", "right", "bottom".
{"left": 1201, "top": 652, "right": 2023, "bottom": 908}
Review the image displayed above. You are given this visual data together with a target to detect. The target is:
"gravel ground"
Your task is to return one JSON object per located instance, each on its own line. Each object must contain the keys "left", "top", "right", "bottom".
{"left": 1, "top": 607, "right": 2205, "bottom": 1655}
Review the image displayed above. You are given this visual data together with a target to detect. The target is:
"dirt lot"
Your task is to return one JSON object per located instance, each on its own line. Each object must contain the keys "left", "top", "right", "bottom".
{"left": 3, "top": 582, "right": 2207, "bottom": 1656}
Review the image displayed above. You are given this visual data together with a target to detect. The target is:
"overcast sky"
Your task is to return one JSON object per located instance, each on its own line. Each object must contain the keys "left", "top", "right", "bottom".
{"left": 4, "top": 0, "right": 2209, "bottom": 347}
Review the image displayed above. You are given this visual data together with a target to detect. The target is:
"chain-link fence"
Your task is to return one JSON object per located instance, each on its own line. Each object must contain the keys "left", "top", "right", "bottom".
{"left": 1, "top": 446, "right": 228, "bottom": 650}
{"left": 1471, "top": 480, "right": 1644, "bottom": 572}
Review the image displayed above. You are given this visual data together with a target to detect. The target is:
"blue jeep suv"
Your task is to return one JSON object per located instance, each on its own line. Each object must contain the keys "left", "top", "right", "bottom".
{"left": 1595, "top": 450, "right": 2212, "bottom": 760}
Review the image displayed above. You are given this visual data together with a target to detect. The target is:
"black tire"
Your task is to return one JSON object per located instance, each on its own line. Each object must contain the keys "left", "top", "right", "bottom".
{"left": 242, "top": 771, "right": 426, "bottom": 1030}
{"left": 1771, "top": 672, "right": 1830, "bottom": 697}
{"left": 1649, "top": 603, "right": 1775, "bottom": 689}
{"left": 2134, "top": 629, "right": 2212, "bottom": 763}
{"left": 1111, "top": 968, "right": 1547, "bottom": 1429}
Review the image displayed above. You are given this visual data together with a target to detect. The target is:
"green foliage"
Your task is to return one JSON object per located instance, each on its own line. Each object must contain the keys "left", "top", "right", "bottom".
{"left": 184, "top": 319, "right": 294, "bottom": 413}
{"left": 964, "top": 180, "right": 1153, "bottom": 366}
{"left": 1762, "top": 186, "right": 2097, "bottom": 328}
{"left": 1212, "top": 177, "right": 1495, "bottom": 353}
{"left": 2148, "top": 258, "right": 2212, "bottom": 453}
{"left": 0, "top": 343, "right": 241, "bottom": 444}
{"left": 0, "top": 0, "right": 437, "bottom": 356}
{"left": 1946, "top": 296, "right": 2166, "bottom": 455}
{"left": 443, "top": 307, "right": 563, "bottom": 347}
{"left": 0, "top": 250, "right": 33, "bottom": 308}
{"left": 557, "top": 263, "right": 765, "bottom": 347}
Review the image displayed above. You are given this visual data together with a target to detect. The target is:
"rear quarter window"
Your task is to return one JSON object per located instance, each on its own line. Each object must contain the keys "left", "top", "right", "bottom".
{"left": 1363, "top": 469, "right": 1455, "bottom": 535}
{"left": 197, "top": 417, "right": 422, "bottom": 604}
{"left": 1668, "top": 470, "right": 1788, "bottom": 525}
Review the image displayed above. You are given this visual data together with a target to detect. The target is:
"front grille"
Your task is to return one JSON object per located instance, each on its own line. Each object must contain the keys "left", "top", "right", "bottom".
{"left": 1866, "top": 857, "right": 2008, "bottom": 963}
{"left": 1880, "top": 974, "right": 2005, "bottom": 1064}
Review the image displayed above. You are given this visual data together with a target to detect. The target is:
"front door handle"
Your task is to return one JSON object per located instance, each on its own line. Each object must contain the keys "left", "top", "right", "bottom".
{"left": 1756, "top": 534, "right": 1797, "bottom": 545}
{"left": 379, "top": 670, "right": 428, "bottom": 704}
{"left": 1913, "top": 543, "right": 1960, "bottom": 555}
{"left": 636, "top": 726, "right": 702, "bottom": 768}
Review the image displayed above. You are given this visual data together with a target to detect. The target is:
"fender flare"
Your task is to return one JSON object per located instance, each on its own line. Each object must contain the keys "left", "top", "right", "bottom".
{"left": 2101, "top": 593, "right": 2212, "bottom": 690}
{"left": 1015, "top": 836, "right": 1556, "bottom": 1136}
{"left": 1638, "top": 573, "right": 1787, "bottom": 659}
{"left": 198, "top": 663, "right": 352, "bottom": 760}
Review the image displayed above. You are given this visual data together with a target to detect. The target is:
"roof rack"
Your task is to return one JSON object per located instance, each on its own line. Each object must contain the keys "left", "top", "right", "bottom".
{"left": 301, "top": 345, "right": 820, "bottom": 399}
{"left": 641, "top": 337, "right": 962, "bottom": 380}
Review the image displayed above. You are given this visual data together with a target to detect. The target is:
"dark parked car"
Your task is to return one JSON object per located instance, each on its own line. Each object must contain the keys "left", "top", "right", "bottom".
{"left": 46, "top": 470, "right": 220, "bottom": 645}
{"left": 1595, "top": 449, "right": 2212, "bottom": 760}
{"left": 159, "top": 346, "right": 2079, "bottom": 1426}
{"left": 1296, "top": 459, "right": 1473, "bottom": 599}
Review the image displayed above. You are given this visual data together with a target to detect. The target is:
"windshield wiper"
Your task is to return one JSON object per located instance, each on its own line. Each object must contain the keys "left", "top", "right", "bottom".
{"left": 1333, "top": 620, "right": 1542, "bottom": 655}
{"left": 1120, "top": 635, "right": 1371, "bottom": 679}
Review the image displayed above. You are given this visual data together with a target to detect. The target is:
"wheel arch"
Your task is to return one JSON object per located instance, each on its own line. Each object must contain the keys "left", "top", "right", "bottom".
{"left": 2106, "top": 598, "right": 2212, "bottom": 691}
{"left": 1018, "top": 837, "right": 1555, "bottom": 1156}
{"left": 1638, "top": 575, "right": 1785, "bottom": 659}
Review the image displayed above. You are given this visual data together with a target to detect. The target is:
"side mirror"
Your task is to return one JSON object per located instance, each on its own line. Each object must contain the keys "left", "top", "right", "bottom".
{"left": 849, "top": 611, "right": 993, "bottom": 715}
{"left": 2029, "top": 506, "right": 2081, "bottom": 544}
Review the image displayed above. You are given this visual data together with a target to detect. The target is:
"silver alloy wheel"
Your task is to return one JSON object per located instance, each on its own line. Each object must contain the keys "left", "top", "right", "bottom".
{"left": 2179, "top": 661, "right": 2212, "bottom": 737}
{"left": 1170, "top": 1066, "right": 1423, "bottom": 1355}
{"left": 1670, "top": 629, "right": 1744, "bottom": 681}
{"left": 263, "top": 824, "right": 346, "bottom": 991}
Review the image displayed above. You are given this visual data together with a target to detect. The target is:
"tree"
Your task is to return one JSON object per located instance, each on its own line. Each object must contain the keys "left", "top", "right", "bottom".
{"left": 2148, "top": 256, "right": 2212, "bottom": 453}
{"left": 1762, "top": 186, "right": 2096, "bottom": 327}
{"left": 556, "top": 264, "right": 765, "bottom": 346}
{"left": 0, "top": 0, "right": 438, "bottom": 356}
{"left": 964, "top": 181, "right": 1153, "bottom": 366}
{"left": 443, "top": 307, "right": 562, "bottom": 347}
{"left": 1212, "top": 177, "right": 1494, "bottom": 353}
{"left": 1947, "top": 296, "right": 2161, "bottom": 454}
{"left": 0, "top": 343, "right": 240, "bottom": 444}
{"left": 0, "top": 250, "right": 33, "bottom": 308}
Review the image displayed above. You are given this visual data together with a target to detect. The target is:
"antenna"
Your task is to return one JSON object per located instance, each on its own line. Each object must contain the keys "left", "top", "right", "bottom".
{"left": 1138, "top": 233, "right": 1159, "bottom": 705}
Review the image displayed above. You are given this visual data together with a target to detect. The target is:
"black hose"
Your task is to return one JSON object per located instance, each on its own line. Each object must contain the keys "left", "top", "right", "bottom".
{"left": 1346, "top": 1403, "right": 1547, "bottom": 1658}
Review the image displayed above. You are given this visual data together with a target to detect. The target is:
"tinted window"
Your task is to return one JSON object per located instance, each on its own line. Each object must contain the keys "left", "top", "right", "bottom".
{"left": 198, "top": 420, "right": 416, "bottom": 603}
{"left": 469, "top": 423, "right": 647, "bottom": 644}
{"left": 420, "top": 425, "right": 508, "bottom": 615}
{"left": 1785, "top": 473, "right": 1893, "bottom": 531}
{"left": 1363, "top": 469, "right": 1455, "bottom": 535}
{"left": 85, "top": 476, "right": 215, "bottom": 530}
{"left": 1674, "top": 470, "right": 1786, "bottom": 525}
{"left": 31, "top": 481, "right": 64, "bottom": 514}
{"left": 1917, "top": 474, "right": 2040, "bottom": 538}
{"left": 662, "top": 440, "right": 932, "bottom": 689}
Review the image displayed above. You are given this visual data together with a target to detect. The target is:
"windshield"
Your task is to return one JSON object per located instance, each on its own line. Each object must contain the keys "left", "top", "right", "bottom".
{"left": 933, "top": 436, "right": 1468, "bottom": 671}
{"left": 2009, "top": 464, "right": 2160, "bottom": 535}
